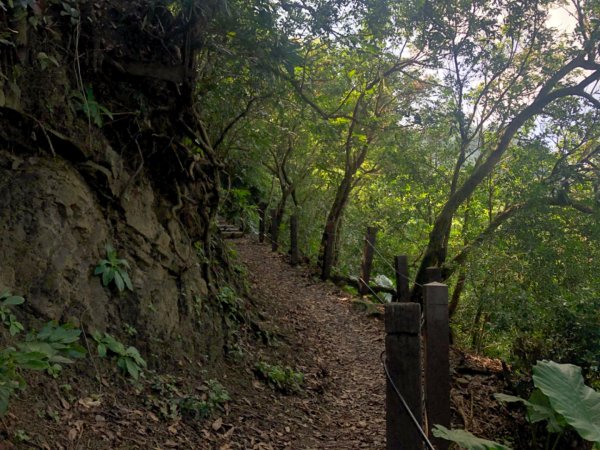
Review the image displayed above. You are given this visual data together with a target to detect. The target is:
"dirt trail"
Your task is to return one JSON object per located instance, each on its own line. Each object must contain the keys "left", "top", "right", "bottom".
{"left": 3, "top": 235, "right": 512, "bottom": 449}
{"left": 232, "top": 236, "right": 386, "bottom": 449}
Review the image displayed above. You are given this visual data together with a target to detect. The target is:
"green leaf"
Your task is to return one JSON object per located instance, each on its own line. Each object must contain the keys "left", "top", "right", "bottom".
{"left": 125, "top": 346, "right": 146, "bottom": 367}
{"left": 102, "top": 269, "right": 114, "bottom": 287}
{"left": 113, "top": 271, "right": 124, "bottom": 292}
{"left": 13, "top": 351, "right": 50, "bottom": 370}
{"left": 94, "top": 265, "right": 105, "bottom": 275}
{"left": 49, "top": 355, "right": 74, "bottom": 365}
{"left": 17, "top": 342, "right": 56, "bottom": 357}
{"left": 121, "top": 271, "right": 133, "bottom": 291}
{"left": 528, "top": 389, "right": 566, "bottom": 433}
{"left": 533, "top": 360, "right": 600, "bottom": 442}
{"left": 123, "top": 357, "right": 140, "bottom": 380}
{"left": 104, "top": 337, "right": 125, "bottom": 355}
{"left": 432, "top": 425, "right": 513, "bottom": 450}
{"left": 91, "top": 331, "right": 102, "bottom": 342}
{"left": 99, "top": 104, "right": 113, "bottom": 121}
{"left": 97, "top": 343, "right": 107, "bottom": 358}
{"left": 495, "top": 391, "right": 564, "bottom": 433}
{"left": 65, "top": 341, "right": 86, "bottom": 356}
{"left": 105, "top": 244, "right": 116, "bottom": 259}
{"left": 2, "top": 296, "right": 24, "bottom": 306}
{"left": 8, "top": 320, "right": 23, "bottom": 336}
{"left": 0, "top": 381, "right": 19, "bottom": 416}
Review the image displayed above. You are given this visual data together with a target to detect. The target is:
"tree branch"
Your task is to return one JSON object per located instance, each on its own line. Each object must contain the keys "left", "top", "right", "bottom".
{"left": 213, "top": 96, "right": 261, "bottom": 151}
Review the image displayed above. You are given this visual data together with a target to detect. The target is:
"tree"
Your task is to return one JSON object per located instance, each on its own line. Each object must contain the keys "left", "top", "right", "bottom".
{"left": 279, "top": 31, "right": 424, "bottom": 277}
{"left": 408, "top": 0, "right": 600, "bottom": 299}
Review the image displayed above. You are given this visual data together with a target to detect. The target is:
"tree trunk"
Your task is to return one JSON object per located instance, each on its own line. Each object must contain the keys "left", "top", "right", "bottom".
{"left": 318, "top": 174, "right": 353, "bottom": 277}
{"left": 448, "top": 270, "right": 466, "bottom": 318}
{"left": 471, "top": 302, "right": 485, "bottom": 351}
{"left": 271, "top": 189, "right": 289, "bottom": 249}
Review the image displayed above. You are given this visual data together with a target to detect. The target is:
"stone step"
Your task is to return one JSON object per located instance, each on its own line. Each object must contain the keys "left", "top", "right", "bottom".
{"left": 221, "top": 230, "right": 244, "bottom": 239}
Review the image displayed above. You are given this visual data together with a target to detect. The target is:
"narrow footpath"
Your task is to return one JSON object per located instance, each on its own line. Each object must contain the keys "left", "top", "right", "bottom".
{"left": 230, "top": 236, "right": 386, "bottom": 449}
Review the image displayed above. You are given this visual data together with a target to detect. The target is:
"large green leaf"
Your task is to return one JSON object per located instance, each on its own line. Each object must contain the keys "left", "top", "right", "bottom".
{"left": 495, "top": 390, "right": 565, "bottom": 433}
{"left": 102, "top": 268, "right": 115, "bottom": 286}
{"left": 432, "top": 425, "right": 513, "bottom": 450}
{"left": 527, "top": 389, "right": 566, "bottom": 433}
{"left": 533, "top": 360, "right": 600, "bottom": 443}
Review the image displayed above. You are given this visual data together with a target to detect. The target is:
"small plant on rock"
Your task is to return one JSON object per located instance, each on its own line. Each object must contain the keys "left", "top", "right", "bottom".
{"left": 0, "top": 290, "right": 24, "bottom": 336}
{"left": 216, "top": 286, "right": 246, "bottom": 328}
{"left": 92, "top": 332, "right": 146, "bottom": 380}
{"left": 94, "top": 244, "right": 133, "bottom": 292}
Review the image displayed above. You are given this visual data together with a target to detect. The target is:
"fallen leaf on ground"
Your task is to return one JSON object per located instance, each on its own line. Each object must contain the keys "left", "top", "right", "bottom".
{"left": 212, "top": 417, "right": 223, "bottom": 431}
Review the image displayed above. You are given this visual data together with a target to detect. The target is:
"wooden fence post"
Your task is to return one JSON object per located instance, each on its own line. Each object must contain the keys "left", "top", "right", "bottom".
{"left": 290, "top": 215, "right": 299, "bottom": 266}
{"left": 258, "top": 203, "right": 267, "bottom": 243}
{"left": 426, "top": 266, "right": 442, "bottom": 283}
{"left": 321, "top": 222, "right": 335, "bottom": 280}
{"left": 359, "top": 226, "right": 377, "bottom": 295}
{"left": 270, "top": 209, "right": 278, "bottom": 252}
{"left": 424, "top": 282, "right": 450, "bottom": 449}
{"left": 385, "top": 302, "right": 423, "bottom": 450}
{"left": 394, "top": 255, "right": 409, "bottom": 302}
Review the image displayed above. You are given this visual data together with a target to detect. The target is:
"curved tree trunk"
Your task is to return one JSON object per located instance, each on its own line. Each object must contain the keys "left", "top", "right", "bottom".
{"left": 318, "top": 173, "right": 353, "bottom": 278}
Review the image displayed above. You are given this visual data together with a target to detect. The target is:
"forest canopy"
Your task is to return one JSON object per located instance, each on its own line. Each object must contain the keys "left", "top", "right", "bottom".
{"left": 209, "top": 0, "right": 600, "bottom": 373}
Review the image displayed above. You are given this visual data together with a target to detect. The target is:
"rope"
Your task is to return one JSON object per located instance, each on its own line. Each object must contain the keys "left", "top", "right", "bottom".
{"left": 380, "top": 351, "right": 436, "bottom": 450}
{"left": 257, "top": 217, "right": 424, "bottom": 296}
{"left": 364, "top": 238, "right": 423, "bottom": 288}
{"left": 357, "top": 276, "right": 386, "bottom": 304}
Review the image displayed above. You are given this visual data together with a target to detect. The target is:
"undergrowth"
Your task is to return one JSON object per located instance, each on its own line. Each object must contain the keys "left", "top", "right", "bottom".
{"left": 254, "top": 361, "right": 304, "bottom": 394}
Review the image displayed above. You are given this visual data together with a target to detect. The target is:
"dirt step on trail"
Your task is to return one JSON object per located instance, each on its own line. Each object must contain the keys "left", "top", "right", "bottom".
{"left": 232, "top": 236, "right": 385, "bottom": 449}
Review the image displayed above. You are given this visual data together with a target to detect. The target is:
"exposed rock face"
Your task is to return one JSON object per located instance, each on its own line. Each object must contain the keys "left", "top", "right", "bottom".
{"left": 0, "top": 0, "right": 235, "bottom": 367}
{"left": 0, "top": 153, "right": 109, "bottom": 326}
{"left": 0, "top": 148, "right": 223, "bottom": 364}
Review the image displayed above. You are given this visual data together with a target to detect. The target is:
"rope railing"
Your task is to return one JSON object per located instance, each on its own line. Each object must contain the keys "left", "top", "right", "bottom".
{"left": 356, "top": 275, "right": 386, "bottom": 304}
{"left": 256, "top": 214, "right": 426, "bottom": 302}
{"left": 364, "top": 237, "right": 423, "bottom": 288}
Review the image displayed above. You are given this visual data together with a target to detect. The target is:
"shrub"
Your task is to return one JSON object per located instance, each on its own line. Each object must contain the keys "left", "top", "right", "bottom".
{"left": 254, "top": 361, "right": 304, "bottom": 393}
